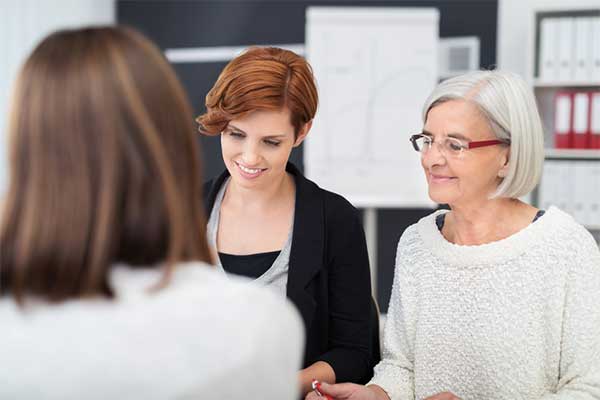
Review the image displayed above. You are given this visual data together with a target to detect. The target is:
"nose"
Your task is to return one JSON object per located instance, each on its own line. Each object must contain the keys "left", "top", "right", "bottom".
{"left": 421, "top": 141, "right": 446, "bottom": 168}
{"left": 241, "top": 141, "right": 261, "bottom": 166}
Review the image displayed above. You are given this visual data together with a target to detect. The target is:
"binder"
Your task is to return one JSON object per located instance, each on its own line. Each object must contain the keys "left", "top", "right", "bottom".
{"left": 574, "top": 18, "right": 593, "bottom": 81}
{"left": 557, "top": 161, "right": 574, "bottom": 214}
{"left": 539, "top": 18, "right": 558, "bottom": 81}
{"left": 591, "top": 92, "right": 600, "bottom": 149}
{"left": 593, "top": 17, "right": 600, "bottom": 81}
{"left": 589, "top": 163, "right": 600, "bottom": 227}
{"left": 539, "top": 161, "right": 559, "bottom": 211}
{"left": 557, "top": 18, "right": 574, "bottom": 82}
{"left": 571, "top": 162, "right": 588, "bottom": 225}
{"left": 554, "top": 91, "right": 573, "bottom": 149}
{"left": 572, "top": 92, "right": 590, "bottom": 149}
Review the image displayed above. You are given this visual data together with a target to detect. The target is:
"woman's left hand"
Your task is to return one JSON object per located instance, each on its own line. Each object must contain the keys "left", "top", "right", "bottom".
{"left": 424, "top": 392, "right": 461, "bottom": 400}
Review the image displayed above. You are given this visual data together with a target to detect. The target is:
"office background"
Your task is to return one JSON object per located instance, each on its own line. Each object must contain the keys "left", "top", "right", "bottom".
{"left": 1, "top": 0, "right": 599, "bottom": 312}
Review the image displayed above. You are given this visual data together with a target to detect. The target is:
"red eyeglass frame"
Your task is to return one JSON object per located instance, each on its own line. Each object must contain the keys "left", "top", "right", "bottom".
{"left": 466, "top": 139, "right": 506, "bottom": 149}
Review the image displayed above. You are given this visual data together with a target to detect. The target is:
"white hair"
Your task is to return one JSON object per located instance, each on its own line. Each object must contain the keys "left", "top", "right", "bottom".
{"left": 422, "top": 70, "right": 544, "bottom": 199}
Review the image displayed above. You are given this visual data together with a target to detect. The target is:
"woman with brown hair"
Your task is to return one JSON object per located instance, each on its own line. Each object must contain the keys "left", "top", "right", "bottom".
{"left": 198, "top": 47, "right": 379, "bottom": 396}
{"left": 0, "top": 27, "right": 303, "bottom": 399}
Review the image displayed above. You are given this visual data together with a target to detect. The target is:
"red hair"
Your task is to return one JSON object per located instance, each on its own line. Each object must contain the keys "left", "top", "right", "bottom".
{"left": 197, "top": 47, "right": 318, "bottom": 138}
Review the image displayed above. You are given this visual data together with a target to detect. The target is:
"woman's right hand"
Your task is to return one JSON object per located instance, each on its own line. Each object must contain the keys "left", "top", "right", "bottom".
{"left": 304, "top": 382, "right": 387, "bottom": 400}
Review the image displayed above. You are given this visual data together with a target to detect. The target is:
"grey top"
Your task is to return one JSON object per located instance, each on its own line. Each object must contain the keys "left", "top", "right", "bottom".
{"left": 206, "top": 178, "right": 293, "bottom": 298}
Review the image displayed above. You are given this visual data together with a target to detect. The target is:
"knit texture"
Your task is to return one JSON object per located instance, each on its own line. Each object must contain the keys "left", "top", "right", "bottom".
{"left": 369, "top": 206, "right": 600, "bottom": 400}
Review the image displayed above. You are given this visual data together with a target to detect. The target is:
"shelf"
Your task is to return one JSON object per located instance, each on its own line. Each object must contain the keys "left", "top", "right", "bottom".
{"left": 533, "top": 79, "right": 600, "bottom": 88}
{"left": 544, "top": 149, "right": 600, "bottom": 159}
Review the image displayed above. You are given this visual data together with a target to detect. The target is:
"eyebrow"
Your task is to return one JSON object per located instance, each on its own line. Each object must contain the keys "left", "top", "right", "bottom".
{"left": 421, "top": 129, "right": 470, "bottom": 141}
{"left": 227, "top": 124, "right": 288, "bottom": 139}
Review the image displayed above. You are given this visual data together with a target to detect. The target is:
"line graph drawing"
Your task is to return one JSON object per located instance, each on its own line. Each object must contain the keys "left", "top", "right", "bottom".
{"left": 305, "top": 8, "right": 439, "bottom": 207}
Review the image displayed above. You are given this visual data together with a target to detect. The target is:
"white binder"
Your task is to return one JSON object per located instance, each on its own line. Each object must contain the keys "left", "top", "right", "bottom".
{"left": 590, "top": 163, "right": 600, "bottom": 227}
{"left": 557, "top": 18, "right": 574, "bottom": 82}
{"left": 571, "top": 162, "right": 588, "bottom": 225}
{"left": 558, "top": 162, "right": 574, "bottom": 214}
{"left": 574, "top": 17, "right": 593, "bottom": 81}
{"left": 539, "top": 161, "right": 559, "bottom": 211}
{"left": 593, "top": 17, "right": 600, "bottom": 81}
{"left": 539, "top": 18, "right": 558, "bottom": 81}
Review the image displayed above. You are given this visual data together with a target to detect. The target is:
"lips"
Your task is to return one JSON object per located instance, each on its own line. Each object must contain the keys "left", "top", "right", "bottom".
{"left": 235, "top": 161, "right": 266, "bottom": 179}
{"left": 429, "top": 172, "right": 456, "bottom": 183}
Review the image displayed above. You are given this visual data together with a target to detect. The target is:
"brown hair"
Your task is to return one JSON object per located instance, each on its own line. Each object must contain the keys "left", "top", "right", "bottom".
{"left": 197, "top": 47, "right": 318, "bottom": 138}
{"left": 0, "top": 26, "right": 212, "bottom": 303}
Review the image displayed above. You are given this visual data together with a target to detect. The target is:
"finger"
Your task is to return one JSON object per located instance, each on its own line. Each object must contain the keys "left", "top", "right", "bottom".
{"left": 304, "top": 391, "right": 319, "bottom": 400}
{"left": 318, "top": 382, "right": 358, "bottom": 397}
{"left": 425, "top": 392, "right": 460, "bottom": 400}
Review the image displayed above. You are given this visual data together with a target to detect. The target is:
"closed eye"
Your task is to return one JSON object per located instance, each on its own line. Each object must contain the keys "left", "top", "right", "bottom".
{"left": 228, "top": 131, "right": 245, "bottom": 139}
{"left": 264, "top": 139, "right": 281, "bottom": 147}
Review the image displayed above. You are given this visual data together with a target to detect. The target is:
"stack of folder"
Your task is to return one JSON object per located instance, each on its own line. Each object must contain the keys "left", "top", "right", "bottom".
{"left": 539, "top": 16, "right": 600, "bottom": 83}
{"left": 553, "top": 90, "right": 600, "bottom": 149}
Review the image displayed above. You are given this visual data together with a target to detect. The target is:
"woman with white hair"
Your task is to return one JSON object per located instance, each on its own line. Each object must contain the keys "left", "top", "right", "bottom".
{"left": 306, "top": 70, "right": 600, "bottom": 400}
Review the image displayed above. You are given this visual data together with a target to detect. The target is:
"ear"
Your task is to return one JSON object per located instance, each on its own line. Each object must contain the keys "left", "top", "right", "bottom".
{"left": 293, "top": 120, "right": 312, "bottom": 147}
{"left": 497, "top": 149, "right": 510, "bottom": 178}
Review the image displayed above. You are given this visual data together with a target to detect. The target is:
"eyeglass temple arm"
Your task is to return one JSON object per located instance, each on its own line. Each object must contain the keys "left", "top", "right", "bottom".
{"left": 468, "top": 139, "right": 506, "bottom": 149}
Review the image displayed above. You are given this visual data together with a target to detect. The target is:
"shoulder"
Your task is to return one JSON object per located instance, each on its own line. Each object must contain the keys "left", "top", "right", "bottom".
{"left": 321, "top": 188, "right": 360, "bottom": 221}
{"left": 398, "top": 210, "right": 441, "bottom": 250}
{"left": 538, "top": 208, "right": 600, "bottom": 271}
{"left": 302, "top": 175, "right": 359, "bottom": 218}
{"left": 537, "top": 207, "right": 598, "bottom": 253}
{"left": 393, "top": 211, "right": 442, "bottom": 273}
{"left": 295, "top": 172, "right": 361, "bottom": 228}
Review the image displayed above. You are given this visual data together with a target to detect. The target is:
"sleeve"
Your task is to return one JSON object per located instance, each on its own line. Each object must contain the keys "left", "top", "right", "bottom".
{"left": 367, "top": 235, "right": 417, "bottom": 400}
{"left": 315, "top": 204, "right": 374, "bottom": 383}
{"left": 539, "top": 233, "right": 600, "bottom": 400}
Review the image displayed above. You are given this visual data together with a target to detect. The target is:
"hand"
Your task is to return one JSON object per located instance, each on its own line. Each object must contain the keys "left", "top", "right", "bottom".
{"left": 424, "top": 392, "right": 462, "bottom": 400}
{"left": 304, "top": 382, "right": 383, "bottom": 400}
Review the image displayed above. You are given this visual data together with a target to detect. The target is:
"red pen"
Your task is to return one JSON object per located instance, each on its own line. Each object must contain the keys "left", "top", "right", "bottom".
{"left": 311, "top": 379, "right": 333, "bottom": 400}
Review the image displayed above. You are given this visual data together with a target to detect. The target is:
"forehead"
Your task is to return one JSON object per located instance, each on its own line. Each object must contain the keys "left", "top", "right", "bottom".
{"left": 228, "top": 108, "right": 294, "bottom": 137}
{"left": 424, "top": 100, "right": 491, "bottom": 140}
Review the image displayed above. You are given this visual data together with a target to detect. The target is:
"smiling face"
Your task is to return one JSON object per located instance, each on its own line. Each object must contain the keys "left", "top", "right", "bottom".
{"left": 221, "top": 108, "right": 308, "bottom": 190}
{"left": 421, "top": 100, "right": 510, "bottom": 206}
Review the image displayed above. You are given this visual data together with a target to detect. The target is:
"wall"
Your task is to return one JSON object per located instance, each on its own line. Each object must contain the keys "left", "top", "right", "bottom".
{"left": 0, "top": 0, "right": 115, "bottom": 195}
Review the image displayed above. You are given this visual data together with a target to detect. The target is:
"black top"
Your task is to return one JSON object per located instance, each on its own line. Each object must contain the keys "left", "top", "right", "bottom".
{"left": 435, "top": 209, "right": 547, "bottom": 231}
{"left": 218, "top": 251, "right": 280, "bottom": 279}
{"left": 204, "top": 162, "right": 379, "bottom": 384}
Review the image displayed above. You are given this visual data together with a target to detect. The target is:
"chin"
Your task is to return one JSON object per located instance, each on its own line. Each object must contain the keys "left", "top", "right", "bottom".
{"left": 428, "top": 189, "right": 457, "bottom": 206}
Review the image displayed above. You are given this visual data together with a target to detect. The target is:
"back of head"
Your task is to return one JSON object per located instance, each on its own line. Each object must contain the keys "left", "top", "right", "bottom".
{"left": 0, "top": 26, "right": 212, "bottom": 303}
{"left": 422, "top": 70, "right": 545, "bottom": 199}
{"left": 197, "top": 46, "right": 318, "bottom": 137}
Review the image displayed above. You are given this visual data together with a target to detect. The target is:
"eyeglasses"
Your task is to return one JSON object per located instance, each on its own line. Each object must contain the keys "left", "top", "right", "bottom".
{"left": 409, "top": 133, "right": 509, "bottom": 158}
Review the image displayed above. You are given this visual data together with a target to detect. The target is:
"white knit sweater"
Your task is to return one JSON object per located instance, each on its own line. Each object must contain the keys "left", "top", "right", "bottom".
{"left": 369, "top": 206, "right": 600, "bottom": 400}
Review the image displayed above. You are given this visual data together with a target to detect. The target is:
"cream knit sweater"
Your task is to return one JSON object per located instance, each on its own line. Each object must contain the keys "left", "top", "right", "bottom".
{"left": 369, "top": 207, "right": 600, "bottom": 400}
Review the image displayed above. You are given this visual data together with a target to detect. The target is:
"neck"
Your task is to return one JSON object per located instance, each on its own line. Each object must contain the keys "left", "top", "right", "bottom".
{"left": 444, "top": 197, "right": 534, "bottom": 245}
{"left": 224, "top": 171, "right": 294, "bottom": 212}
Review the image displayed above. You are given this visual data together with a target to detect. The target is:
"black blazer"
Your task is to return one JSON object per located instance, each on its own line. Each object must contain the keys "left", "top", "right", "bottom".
{"left": 204, "top": 162, "right": 379, "bottom": 383}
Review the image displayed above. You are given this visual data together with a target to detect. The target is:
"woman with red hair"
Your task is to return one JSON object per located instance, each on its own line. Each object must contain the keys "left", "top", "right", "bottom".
{"left": 198, "top": 47, "right": 379, "bottom": 395}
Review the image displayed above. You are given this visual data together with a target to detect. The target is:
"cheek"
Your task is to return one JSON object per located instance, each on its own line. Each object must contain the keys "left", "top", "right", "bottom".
{"left": 271, "top": 146, "right": 293, "bottom": 165}
{"left": 420, "top": 155, "right": 428, "bottom": 172}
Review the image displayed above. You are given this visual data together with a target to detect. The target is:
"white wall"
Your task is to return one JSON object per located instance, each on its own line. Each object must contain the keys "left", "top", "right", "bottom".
{"left": 497, "top": 0, "right": 599, "bottom": 78}
{"left": 0, "top": 0, "right": 115, "bottom": 195}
